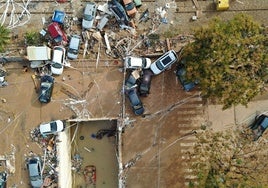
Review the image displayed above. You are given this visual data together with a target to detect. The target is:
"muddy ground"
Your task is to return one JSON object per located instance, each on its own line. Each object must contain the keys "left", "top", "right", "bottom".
{"left": 0, "top": 0, "right": 267, "bottom": 188}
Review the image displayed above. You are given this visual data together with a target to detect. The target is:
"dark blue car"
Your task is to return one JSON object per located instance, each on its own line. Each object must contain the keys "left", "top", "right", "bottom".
{"left": 125, "top": 73, "right": 138, "bottom": 90}
{"left": 250, "top": 114, "right": 268, "bottom": 141}
{"left": 39, "top": 75, "right": 54, "bottom": 103}
{"left": 126, "top": 88, "right": 144, "bottom": 115}
{"left": 176, "top": 60, "right": 198, "bottom": 92}
{"left": 108, "top": 0, "right": 129, "bottom": 27}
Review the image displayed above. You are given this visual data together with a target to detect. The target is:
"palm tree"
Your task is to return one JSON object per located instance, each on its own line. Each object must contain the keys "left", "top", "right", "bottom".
{"left": 0, "top": 25, "right": 10, "bottom": 52}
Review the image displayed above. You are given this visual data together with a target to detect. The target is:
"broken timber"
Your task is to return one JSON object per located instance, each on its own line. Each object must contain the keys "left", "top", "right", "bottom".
{"left": 191, "top": 0, "right": 202, "bottom": 18}
{"left": 60, "top": 86, "right": 80, "bottom": 100}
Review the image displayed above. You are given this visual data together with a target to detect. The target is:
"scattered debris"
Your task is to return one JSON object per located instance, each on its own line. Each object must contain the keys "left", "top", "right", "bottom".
{"left": 29, "top": 128, "right": 60, "bottom": 187}
{"left": 83, "top": 147, "right": 94, "bottom": 153}
{"left": 91, "top": 127, "right": 116, "bottom": 140}
{"left": 139, "top": 9, "right": 149, "bottom": 23}
{"left": 123, "top": 154, "right": 141, "bottom": 169}
{"left": 71, "top": 154, "right": 83, "bottom": 173}
{"left": 63, "top": 99, "right": 92, "bottom": 120}
{"left": 83, "top": 165, "right": 96, "bottom": 186}
{"left": 60, "top": 86, "right": 81, "bottom": 100}
{"left": 31, "top": 75, "right": 39, "bottom": 93}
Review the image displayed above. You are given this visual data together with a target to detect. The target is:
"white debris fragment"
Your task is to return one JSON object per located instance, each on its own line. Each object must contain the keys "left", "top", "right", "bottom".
{"left": 97, "top": 3, "right": 112, "bottom": 15}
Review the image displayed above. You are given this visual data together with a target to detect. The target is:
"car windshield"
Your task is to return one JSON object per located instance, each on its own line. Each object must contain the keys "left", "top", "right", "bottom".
{"left": 140, "top": 84, "right": 149, "bottom": 91}
{"left": 50, "top": 122, "right": 57, "bottom": 132}
{"left": 84, "top": 14, "right": 93, "bottom": 21}
{"left": 52, "top": 63, "right": 62, "bottom": 68}
{"left": 261, "top": 117, "right": 268, "bottom": 129}
{"left": 125, "top": 3, "right": 135, "bottom": 11}
{"left": 69, "top": 49, "right": 78, "bottom": 54}
{"left": 54, "top": 36, "right": 63, "bottom": 43}
{"left": 30, "top": 175, "right": 40, "bottom": 181}
{"left": 155, "top": 60, "right": 164, "bottom": 70}
{"left": 41, "top": 82, "right": 51, "bottom": 88}
{"left": 133, "top": 104, "right": 142, "bottom": 110}
{"left": 127, "top": 58, "right": 131, "bottom": 66}
{"left": 142, "top": 58, "right": 146, "bottom": 67}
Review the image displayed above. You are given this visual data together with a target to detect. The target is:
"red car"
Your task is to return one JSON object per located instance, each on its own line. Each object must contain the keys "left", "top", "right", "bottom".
{"left": 47, "top": 22, "right": 67, "bottom": 43}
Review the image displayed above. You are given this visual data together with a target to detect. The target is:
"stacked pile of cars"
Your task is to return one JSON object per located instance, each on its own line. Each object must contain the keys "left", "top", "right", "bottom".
{"left": 27, "top": 119, "right": 66, "bottom": 187}
{"left": 124, "top": 49, "right": 200, "bottom": 115}
{"left": 31, "top": 0, "right": 143, "bottom": 104}
{"left": 30, "top": 1, "right": 198, "bottom": 110}
{"left": 124, "top": 50, "right": 179, "bottom": 115}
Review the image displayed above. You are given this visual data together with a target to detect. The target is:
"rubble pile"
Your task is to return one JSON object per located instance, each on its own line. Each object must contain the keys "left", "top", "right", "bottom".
{"left": 71, "top": 154, "right": 83, "bottom": 173}
{"left": 30, "top": 128, "right": 60, "bottom": 187}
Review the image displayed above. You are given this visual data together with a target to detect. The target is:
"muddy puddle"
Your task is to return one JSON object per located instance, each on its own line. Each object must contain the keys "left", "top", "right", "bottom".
{"left": 70, "top": 120, "right": 118, "bottom": 188}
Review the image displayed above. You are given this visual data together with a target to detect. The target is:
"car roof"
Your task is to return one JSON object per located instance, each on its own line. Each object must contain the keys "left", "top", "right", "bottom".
{"left": 41, "top": 75, "right": 54, "bottom": 82}
{"left": 28, "top": 157, "right": 40, "bottom": 176}
{"left": 53, "top": 46, "right": 65, "bottom": 64}
{"left": 160, "top": 50, "right": 177, "bottom": 63}
{"left": 259, "top": 115, "right": 268, "bottom": 129}
{"left": 48, "top": 22, "right": 64, "bottom": 39}
{"left": 128, "top": 89, "right": 141, "bottom": 106}
{"left": 142, "top": 69, "right": 153, "bottom": 83}
{"left": 69, "top": 35, "right": 80, "bottom": 49}
{"left": 126, "top": 56, "right": 142, "bottom": 67}
{"left": 52, "top": 10, "right": 65, "bottom": 24}
{"left": 40, "top": 120, "right": 64, "bottom": 134}
{"left": 85, "top": 2, "right": 96, "bottom": 13}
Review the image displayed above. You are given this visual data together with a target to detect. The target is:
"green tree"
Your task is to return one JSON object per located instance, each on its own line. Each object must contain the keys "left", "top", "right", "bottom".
{"left": 188, "top": 128, "right": 268, "bottom": 188}
{"left": 0, "top": 25, "right": 10, "bottom": 52}
{"left": 182, "top": 14, "right": 268, "bottom": 109}
{"left": 24, "top": 31, "right": 42, "bottom": 46}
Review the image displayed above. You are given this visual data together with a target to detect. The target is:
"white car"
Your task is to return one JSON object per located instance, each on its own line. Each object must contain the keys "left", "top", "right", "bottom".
{"left": 124, "top": 56, "right": 151, "bottom": 69}
{"left": 39, "top": 120, "right": 65, "bottom": 136}
{"left": 150, "top": 50, "right": 178, "bottom": 75}
{"left": 51, "top": 46, "right": 66, "bottom": 75}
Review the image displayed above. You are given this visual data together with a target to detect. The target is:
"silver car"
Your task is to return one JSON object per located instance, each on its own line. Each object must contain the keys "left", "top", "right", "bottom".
{"left": 150, "top": 50, "right": 178, "bottom": 75}
{"left": 27, "top": 157, "right": 43, "bottom": 188}
{"left": 82, "top": 2, "right": 97, "bottom": 30}
{"left": 67, "top": 35, "right": 81, "bottom": 59}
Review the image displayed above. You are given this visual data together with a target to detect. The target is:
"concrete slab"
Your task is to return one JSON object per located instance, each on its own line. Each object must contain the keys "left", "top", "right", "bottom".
{"left": 234, "top": 100, "right": 268, "bottom": 125}
{"left": 207, "top": 104, "right": 235, "bottom": 131}
{"left": 57, "top": 130, "right": 72, "bottom": 188}
{"left": 207, "top": 99, "right": 268, "bottom": 131}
